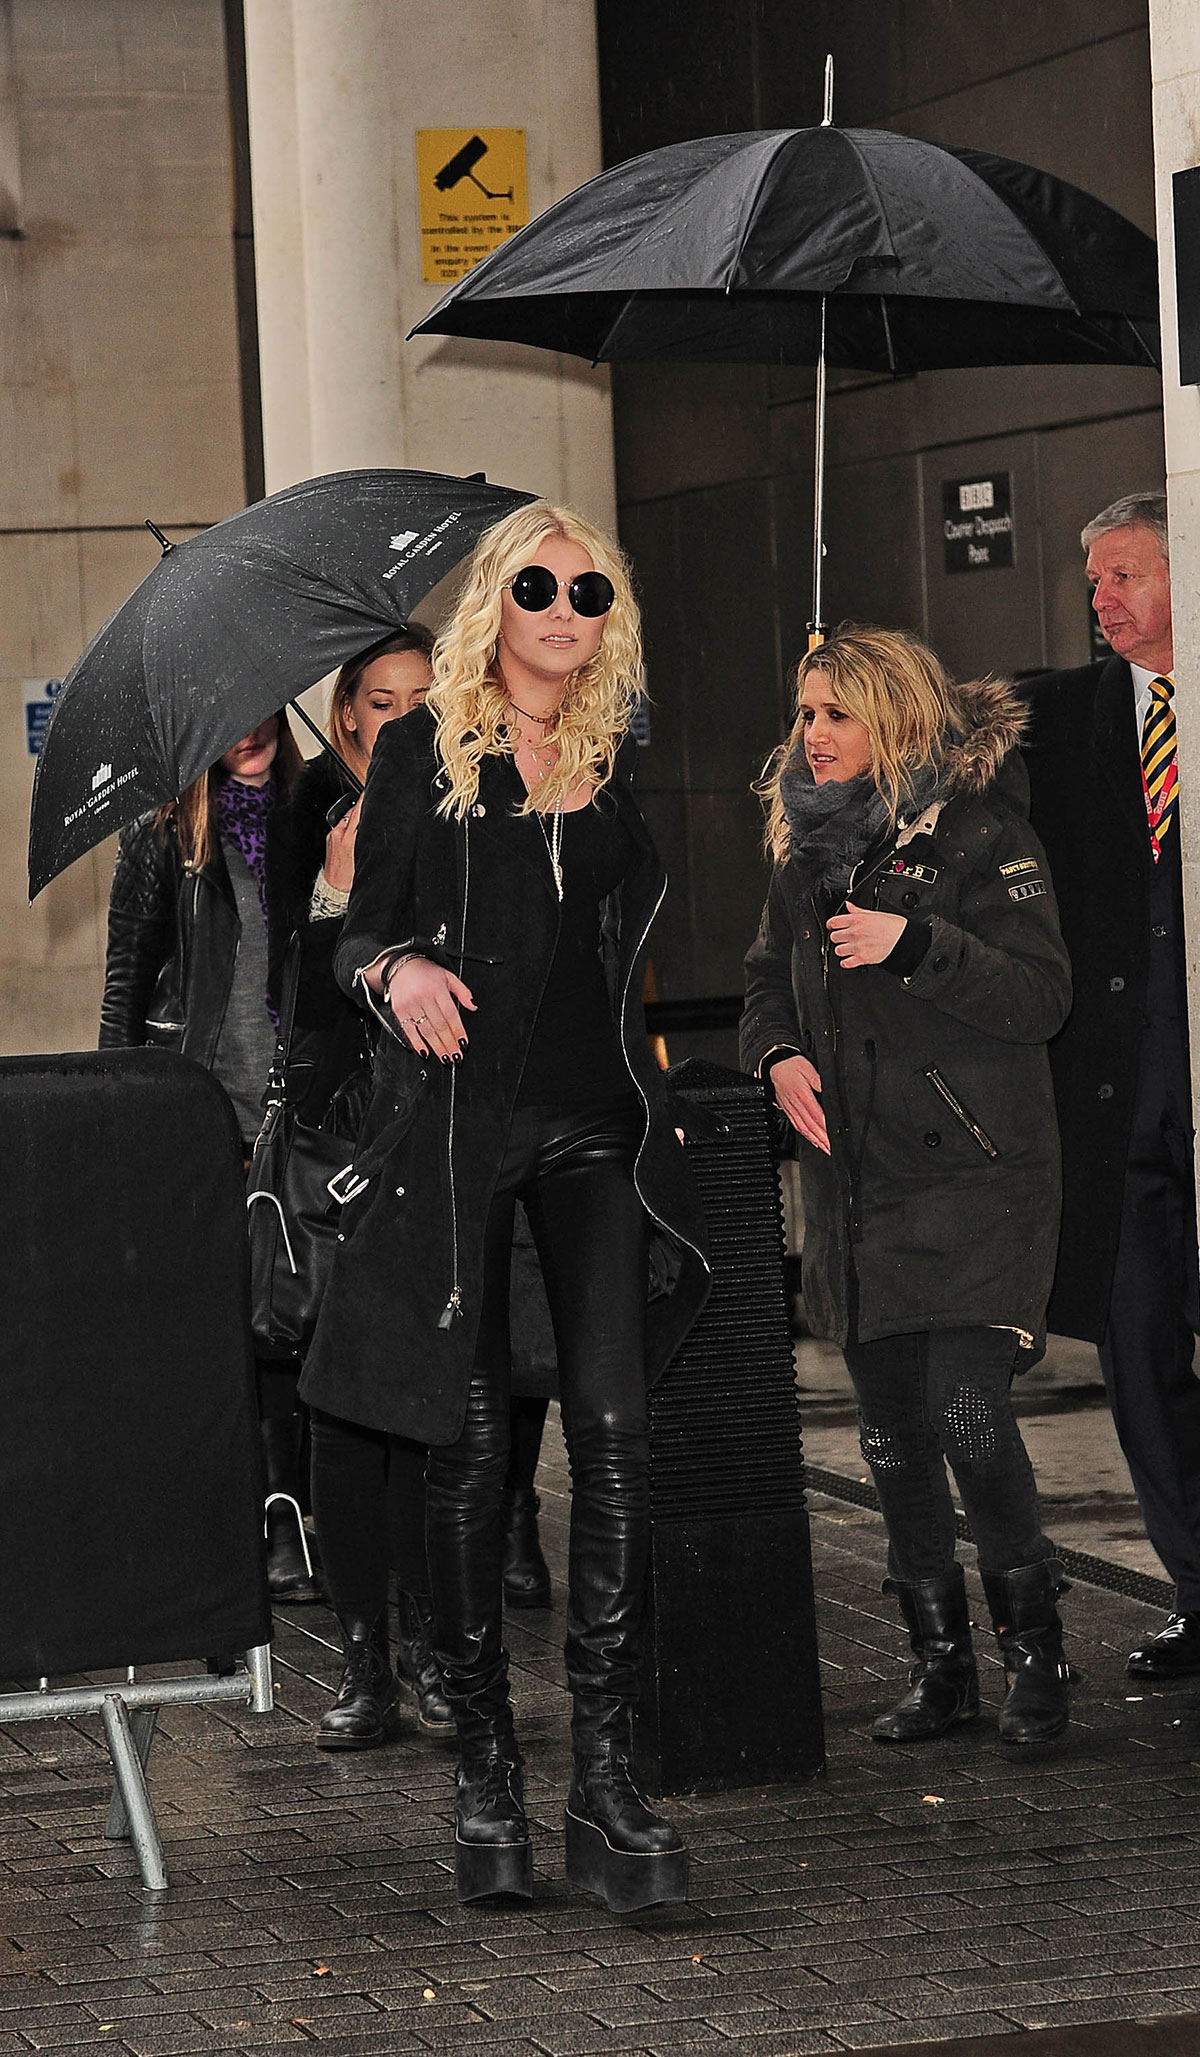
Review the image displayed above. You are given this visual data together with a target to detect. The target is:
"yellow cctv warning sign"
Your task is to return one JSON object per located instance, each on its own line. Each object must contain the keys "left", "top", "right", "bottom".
{"left": 416, "top": 129, "right": 528, "bottom": 284}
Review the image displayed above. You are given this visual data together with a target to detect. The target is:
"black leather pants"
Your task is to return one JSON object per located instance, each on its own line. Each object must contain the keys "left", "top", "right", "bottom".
{"left": 425, "top": 1099, "right": 649, "bottom": 1739}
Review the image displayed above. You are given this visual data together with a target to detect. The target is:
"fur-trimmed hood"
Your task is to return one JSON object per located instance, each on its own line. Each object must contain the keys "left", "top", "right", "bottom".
{"left": 939, "top": 676, "right": 1028, "bottom": 797}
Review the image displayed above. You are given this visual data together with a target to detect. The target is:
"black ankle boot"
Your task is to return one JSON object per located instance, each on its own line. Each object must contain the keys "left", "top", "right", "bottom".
{"left": 395, "top": 1592, "right": 454, "bottom": 1735}
{"left": 316, "top": 1613, "right": 401, "bottom": 1750}
{"left": 454, "top": 1701, "right": 533, "bottom": 1904}
{"left": 872, "top": 1568, "right": 980, "bottom": 1744}
{"left": 982, "top": 1559, "right": 1070, "bottom": 1744}
{"left": 501, "top": 1488, "right": 552, "bottom": 1608}
{"left": 261, "top": 1416, "right": 321, "bottom": 1602}
{"left": 565, "top": 1701, "right": 688, "bottom": 1911}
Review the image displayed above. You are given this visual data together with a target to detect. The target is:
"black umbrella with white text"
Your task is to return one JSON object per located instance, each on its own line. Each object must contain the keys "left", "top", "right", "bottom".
{"left": 28, "top": 468, "right": 534, "bottom": 898}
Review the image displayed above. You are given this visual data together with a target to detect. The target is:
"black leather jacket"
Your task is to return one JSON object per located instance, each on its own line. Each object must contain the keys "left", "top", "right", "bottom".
{"left": 99, "top": 812, "right": 242, "bottom": 1066}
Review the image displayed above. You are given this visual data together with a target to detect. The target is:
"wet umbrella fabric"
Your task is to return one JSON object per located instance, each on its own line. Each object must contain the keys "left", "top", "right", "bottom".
{"left": 28, "top": 469, "right": 533, "bottom": 899}
{"left": 412, "top": 126, "right": 1159, "bottom": 372}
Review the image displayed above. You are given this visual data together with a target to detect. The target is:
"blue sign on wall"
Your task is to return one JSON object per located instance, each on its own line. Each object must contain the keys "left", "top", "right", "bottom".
{"left": 23, "top": 678, "right": 62, "bottom": 755}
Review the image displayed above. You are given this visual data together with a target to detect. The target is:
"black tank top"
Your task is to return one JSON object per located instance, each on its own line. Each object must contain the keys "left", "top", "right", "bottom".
{"left": 516, "top": 797, "right": 638, "bottom": 1107}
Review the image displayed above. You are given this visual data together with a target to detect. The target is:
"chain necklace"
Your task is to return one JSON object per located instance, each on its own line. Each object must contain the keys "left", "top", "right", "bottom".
{"left": 536, "top": 798, "right": 565, "bottom": 901}
{"left": 504, "top": 708, "right": 557, "bottom": 781}
{"left": 503, "top": 699, "right": 564, "bottom": 894}
{"left": 537, "top": 799, "right": 565, "bottom": 900}
{"left": 506, "top": 697, "right": 556, "bottom": 724}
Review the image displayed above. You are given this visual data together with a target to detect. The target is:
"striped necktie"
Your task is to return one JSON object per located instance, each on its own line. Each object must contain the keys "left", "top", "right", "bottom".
{"left": 1140, "top": 674, "right": 1178, "bottom": 863}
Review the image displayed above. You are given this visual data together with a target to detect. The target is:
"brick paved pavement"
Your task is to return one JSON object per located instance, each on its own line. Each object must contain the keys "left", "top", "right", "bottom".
{"left": 4, "top": 1434, "right": 1200, "bottom": 2057}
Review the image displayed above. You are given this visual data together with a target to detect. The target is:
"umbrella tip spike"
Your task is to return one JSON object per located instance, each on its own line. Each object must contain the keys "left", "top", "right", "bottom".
{"left": 822, "top": 53, "right": 834, "bottom": 126}
{"left": 144, "top": 519, "right": 175, "bottom": 557}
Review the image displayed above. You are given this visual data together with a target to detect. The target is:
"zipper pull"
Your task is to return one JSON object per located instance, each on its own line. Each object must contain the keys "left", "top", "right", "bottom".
{"left": 438, "top": 1287, "right": 462, "bottom": 1330}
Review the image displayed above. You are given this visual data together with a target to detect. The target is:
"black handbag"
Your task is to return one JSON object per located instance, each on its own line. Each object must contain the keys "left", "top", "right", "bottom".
{"left": 246, "top": 942, "right": 371, "bottom": 1359}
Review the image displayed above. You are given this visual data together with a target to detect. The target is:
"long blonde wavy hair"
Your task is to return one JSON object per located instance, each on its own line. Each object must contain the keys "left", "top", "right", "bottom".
{"left": 757, "top": 625, "right": 958, "bottom": 865}
{"left": 426, "top": 501, "right": 644, "bottom": 820}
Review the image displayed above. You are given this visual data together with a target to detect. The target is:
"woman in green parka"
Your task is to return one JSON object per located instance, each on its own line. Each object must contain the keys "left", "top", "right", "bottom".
{"left": 741, "top": 625, "right": 1073, "bottom": 1748}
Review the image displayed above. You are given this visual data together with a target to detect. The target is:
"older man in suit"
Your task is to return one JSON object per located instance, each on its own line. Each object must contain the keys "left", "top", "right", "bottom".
{"left": 1025, "top": 490, "right": 1200, "bottom": 1676}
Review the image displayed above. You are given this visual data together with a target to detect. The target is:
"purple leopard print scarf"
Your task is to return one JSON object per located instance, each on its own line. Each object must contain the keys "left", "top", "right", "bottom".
{"left": 215, "top": 770, "right": 278, "bottom": 1025}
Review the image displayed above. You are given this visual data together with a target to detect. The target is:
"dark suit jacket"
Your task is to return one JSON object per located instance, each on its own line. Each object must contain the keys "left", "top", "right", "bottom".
{"left": 1023, "top": 654, "right": 1186, "bottom": 1341}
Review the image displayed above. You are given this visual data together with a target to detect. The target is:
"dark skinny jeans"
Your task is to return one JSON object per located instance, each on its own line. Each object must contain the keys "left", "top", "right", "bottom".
{"left": 843, "top": 1326, "right": 1052, "bottom": 1584}
{"left": 309, "top": 1411, "right": 430, "bottom": 1616}
{"left": 425, "top": 1098, "right": 649, "bottom": 1726}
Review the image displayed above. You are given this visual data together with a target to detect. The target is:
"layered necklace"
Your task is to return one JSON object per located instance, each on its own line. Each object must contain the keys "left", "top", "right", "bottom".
{"left": 505, "top": 698, "right": 564, "bottom": 901}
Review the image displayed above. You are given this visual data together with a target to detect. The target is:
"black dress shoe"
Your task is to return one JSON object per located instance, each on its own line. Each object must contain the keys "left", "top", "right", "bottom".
{"left": 1127, "top": 1612, "right": 1200, "bottom": 1677}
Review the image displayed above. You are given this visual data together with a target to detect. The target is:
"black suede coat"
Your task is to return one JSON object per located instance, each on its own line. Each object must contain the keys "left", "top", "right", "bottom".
{"left": 741, "top": 683, "right": 1072, "bottom": 1351}
{"left": 299, "top": 706, "right": 711, "bottom": 1444}
{"left": 1022, "top": 656, "right": 1189, "bottom": 1342}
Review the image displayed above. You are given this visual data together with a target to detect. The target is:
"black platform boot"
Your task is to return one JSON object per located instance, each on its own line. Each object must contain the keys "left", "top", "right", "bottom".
{"left": 501, "top": 1488, "right": 552, "bottom": 1608}
{"left": 565, "top": 1699, "right": 688, "bottom": 1911}
{"left": 316, "top": 1613, "right": 401, "bottom": 1750}
{"left": 872, "top": 1567, "right": 980, "bottom": 1744}
{"left": 395, "top": 1592, "right": 454, "bottom": 1736}
{"left": 453, "top": 1689, "right": 533, "bottom": 1904}
{"left": 982, "top": 1559, "right": 1070, "bottom": 1744}
{"left": 261, "top": 1415, "right": 321, "bottom": 1602}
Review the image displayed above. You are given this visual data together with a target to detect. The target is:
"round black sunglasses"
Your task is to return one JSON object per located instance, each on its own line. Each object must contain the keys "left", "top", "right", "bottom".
{"left": 508, "top": 564, "right": 615, "bottom": 618}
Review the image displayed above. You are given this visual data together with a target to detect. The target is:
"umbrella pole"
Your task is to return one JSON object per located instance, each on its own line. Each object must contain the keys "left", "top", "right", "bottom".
{"left": 808, "top": 54, "right": 835, "bottom": 654}
{"left": 286, "top": 698, "right": 364, "bottom": 792}
{"left": 808, "top": 292, "right": 829, "bottom": 653}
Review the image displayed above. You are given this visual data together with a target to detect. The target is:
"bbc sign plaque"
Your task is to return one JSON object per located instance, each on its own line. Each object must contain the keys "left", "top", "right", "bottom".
{"left": 942, "top": 474, "right": 1014, "bottom": 574}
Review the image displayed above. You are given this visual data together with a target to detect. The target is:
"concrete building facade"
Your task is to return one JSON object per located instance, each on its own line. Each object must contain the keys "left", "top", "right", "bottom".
{"left": 0, "top": 0, "right": 1174, "bottom": 1061}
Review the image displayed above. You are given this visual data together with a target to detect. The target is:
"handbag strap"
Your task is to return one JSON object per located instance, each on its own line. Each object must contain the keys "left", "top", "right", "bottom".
{"left": 264, "top": 934, "right": 303, "bottom": 1106}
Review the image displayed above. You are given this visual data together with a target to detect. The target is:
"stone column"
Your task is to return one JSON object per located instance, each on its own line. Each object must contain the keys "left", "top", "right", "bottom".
{"left": 241, "top": 0, "right": 615, "bottom": 522}
{"left": 1148, "top": 4, "right": 1200, "bottom": 1181}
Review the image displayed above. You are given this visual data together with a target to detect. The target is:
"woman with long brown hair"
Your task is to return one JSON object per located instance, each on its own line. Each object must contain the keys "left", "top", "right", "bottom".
{"left": 100, "top": 712, "right": 316, "bottom": 1600}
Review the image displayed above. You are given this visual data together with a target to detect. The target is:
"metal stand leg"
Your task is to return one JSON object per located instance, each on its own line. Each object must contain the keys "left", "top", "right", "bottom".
{"left": 100, "top": 1696, "right": 167, "bottom": 1890}
{"left": 104, "top": 1704, "right": 158, "bottom": 1839}
{"left": 245, "top": 1642, "right": 274, "bottom": 1715}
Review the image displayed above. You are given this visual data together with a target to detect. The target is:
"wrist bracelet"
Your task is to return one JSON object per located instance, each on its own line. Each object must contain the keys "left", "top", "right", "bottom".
{"left": 379, "top": 951, "right": 419, "bottom": 1004}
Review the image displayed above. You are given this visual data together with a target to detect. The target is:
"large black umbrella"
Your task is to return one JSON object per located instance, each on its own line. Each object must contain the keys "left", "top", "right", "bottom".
{"left": 29, "top": 469, "right": 533, "bottom": 899}
{"left": 413, "top": 122, "right": 1159, "bottom": 372}
{"left": 412, "top": 104, "right": 1158, "bottom": 632}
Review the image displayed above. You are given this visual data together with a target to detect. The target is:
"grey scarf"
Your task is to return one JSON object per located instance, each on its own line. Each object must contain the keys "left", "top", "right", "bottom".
{"left": 780, "top": 748, "right": 939, "bottom": 903}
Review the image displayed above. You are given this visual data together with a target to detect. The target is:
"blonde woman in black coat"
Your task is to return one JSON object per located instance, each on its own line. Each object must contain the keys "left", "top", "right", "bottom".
{"left": 742, "top": 626, "right": 1072, "bottom": 1748}
{"left": 303, "top": 502, "right": 709, "bottom": 1909}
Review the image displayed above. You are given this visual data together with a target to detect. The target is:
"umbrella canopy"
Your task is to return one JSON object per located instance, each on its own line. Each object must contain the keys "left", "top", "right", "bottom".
{"left": 29, "top": 468, "right": 533, "bottom": 899}
{"left": 412, "top": 126, "right": 1159, "bottom": 372}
